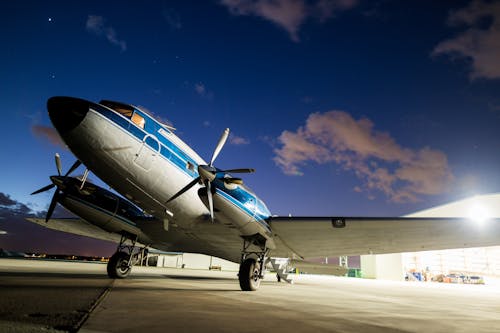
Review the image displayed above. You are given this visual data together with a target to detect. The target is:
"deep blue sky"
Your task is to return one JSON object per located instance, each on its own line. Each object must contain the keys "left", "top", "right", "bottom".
{"left": 1, "top": 0, "right": 500, "bottom": 255}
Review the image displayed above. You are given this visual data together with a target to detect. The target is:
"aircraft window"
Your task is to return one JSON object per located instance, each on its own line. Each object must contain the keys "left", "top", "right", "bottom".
{"left": 84, "top": 191, "right": 118, "bottom": 214}
{"left": 186, "top": 161, "right": 195, "bottom": 171}
{"left": 132, "top": 113, "right": 145, "bottom": 129}
{"left": 100, "top": 100, "right": 134, "bottom": 118}
{"left": 115, "top": 107, "right": 133, "bottom": 118}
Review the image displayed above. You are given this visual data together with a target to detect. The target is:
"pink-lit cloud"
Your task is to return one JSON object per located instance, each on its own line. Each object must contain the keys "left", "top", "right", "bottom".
{"left": 229, "top": 133, "right": 250, "bottom": 145}
{"left": 432, "top": 0, "right": 500, "bottom": 80}
{"left": 274, "top": 111, "right": 454, "bottom": 202}
{"left": 220, "top": 0, "right": 357, "bottom": 42}
{"left": 31, "top": 125, "right": 67, "bottom": 149}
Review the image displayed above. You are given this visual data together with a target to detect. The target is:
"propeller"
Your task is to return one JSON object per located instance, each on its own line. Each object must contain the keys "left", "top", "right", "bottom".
{"left": 166, "top": 128, "right": 254, "bottom": 221}
{"left": 31, "top": 153, "right": 81, "bottom": 222}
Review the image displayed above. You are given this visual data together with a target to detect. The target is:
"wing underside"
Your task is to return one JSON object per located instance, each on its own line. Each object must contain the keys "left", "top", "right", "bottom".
{"left": 268, "top": 217, "right": 500, "bottom": 259}
{"left": 25, "top": 217, "right": 244, "bottom": 262}
{"left": 26, "top": 218, "right": 122, "bottom": 243}
{"left": 28, "top": 216, "right": 500, "bottom": 263}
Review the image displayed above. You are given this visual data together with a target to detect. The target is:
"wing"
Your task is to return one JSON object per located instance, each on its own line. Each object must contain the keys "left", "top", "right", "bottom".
{"left": 268, "top": 216, "right": 500, "bottom": 259}
{"left": 26, "top": 218, "right": 121, "bottom": 243}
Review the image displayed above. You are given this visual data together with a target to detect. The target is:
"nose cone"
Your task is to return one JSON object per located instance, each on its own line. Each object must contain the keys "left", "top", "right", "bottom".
{"left": 47, "top": 96, "right": 90, "bottom": 134}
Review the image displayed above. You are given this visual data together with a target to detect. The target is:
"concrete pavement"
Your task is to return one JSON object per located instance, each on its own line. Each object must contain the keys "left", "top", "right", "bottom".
{"left": 1, "top": 258, "right": 500, "bottom": 332}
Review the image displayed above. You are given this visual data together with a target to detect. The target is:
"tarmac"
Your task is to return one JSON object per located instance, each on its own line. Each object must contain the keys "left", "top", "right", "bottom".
{"left": 1, "top": 258, "right": 500, "bottom": 333}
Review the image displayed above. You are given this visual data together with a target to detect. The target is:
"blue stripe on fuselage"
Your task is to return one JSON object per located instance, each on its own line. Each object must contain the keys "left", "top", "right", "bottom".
{"left": 215, "top": 187, "right": 271, "bottom": 234}
{"left": 89, "top": 103, "right": 198, "bottom": 179}
{"left": 90, "top": 102, "right": 271, "bottom": 231}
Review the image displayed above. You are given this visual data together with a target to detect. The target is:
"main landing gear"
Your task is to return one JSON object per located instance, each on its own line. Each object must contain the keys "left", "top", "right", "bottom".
{"left": 238, "top": 236, "right": 269, "bottom": 291}
{"left": 107, "top": 233, "right": 146, "bottom": 279}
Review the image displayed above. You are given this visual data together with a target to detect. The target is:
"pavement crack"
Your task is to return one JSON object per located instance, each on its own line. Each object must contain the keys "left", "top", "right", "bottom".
{"left": 73, "top": 280, "right": 114, "bottom": 333}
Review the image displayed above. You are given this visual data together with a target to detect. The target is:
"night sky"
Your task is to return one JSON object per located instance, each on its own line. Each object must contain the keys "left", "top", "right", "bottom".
{"left": 1, "top": 0, "right": 500, "bottom": 256}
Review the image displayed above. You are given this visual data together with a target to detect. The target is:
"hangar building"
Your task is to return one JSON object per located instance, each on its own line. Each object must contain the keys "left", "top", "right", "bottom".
{"left": 361, "top": 193, "right": 500, "bottom": 281}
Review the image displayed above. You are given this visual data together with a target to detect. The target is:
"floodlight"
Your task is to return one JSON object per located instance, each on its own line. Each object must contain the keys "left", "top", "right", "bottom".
{"left": 467, "top": 203, "right": 490, "bottom": 224}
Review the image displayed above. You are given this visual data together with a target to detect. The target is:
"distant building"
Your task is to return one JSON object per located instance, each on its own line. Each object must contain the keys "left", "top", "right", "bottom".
{"left": 142, "top": 249, "right": 239, "bottom": 271}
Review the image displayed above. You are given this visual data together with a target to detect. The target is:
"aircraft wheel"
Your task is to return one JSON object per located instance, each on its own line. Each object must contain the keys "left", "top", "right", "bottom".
{"left": 239, "top": 258, "right": 261, "bottom": 291}
{"left": 107, "top": 251, "right": 131, "bottom": 279}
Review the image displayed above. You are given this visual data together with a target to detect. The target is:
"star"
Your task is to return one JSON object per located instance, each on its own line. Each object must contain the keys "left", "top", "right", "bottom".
{"left": 48, "top": 17, "right": 53, "bottom": 22}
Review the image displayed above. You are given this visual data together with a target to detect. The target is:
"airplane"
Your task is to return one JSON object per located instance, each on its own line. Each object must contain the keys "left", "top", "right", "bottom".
{"left": 27, "top": 96, "right": 500, "bottom": 291}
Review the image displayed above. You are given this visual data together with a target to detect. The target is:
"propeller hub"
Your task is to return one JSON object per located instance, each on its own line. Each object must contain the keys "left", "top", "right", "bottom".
{"left": 32, "top": 153, "right": 82, "bottom": 222}
{"left": 50, "top": 175, "right": 65, "bottom": 188}
{"left": 165, "top": 128, "right": 255, "bottom": 223}
{"left": 198, "top": 165, "right": 217, "bottom": 182}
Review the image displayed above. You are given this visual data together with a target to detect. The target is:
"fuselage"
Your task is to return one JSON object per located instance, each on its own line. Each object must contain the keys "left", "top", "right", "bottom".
{"left": 47, "top": 97, "right": 274, "bottom": 259}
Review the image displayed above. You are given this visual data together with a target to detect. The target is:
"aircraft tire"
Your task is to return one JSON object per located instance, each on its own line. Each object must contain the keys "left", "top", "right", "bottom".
{"left": 239, "top": 258, "right": 261, "bottom": 291}
{"left": 107, "top": 251, "right": 131, "bottom": 279}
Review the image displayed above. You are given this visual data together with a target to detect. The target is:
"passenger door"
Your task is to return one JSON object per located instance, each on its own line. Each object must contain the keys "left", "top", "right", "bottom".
{"left": 134, "top": 134, "right": 160, "bottom": 171}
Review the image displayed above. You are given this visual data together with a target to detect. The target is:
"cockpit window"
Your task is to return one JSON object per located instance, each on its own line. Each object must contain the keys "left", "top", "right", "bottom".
{"left": 100, "top": 100, "right": 134, "bottom": 118}
{"left": 100, "top": 100, "right": 146, "bottom": 129}
{"left": 131, "top": 113, "right": 145, "bottom": 129}
{"left": 115, "top": 107, "right": 133, "bottom": 117}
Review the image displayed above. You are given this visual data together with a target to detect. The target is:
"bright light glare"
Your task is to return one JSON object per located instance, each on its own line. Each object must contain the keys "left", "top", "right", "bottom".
{"left": 0, "top": 230, "right": 7, "bottom": 235}
{"left": 468, "top": 203, "right": 490, "bottom": 223}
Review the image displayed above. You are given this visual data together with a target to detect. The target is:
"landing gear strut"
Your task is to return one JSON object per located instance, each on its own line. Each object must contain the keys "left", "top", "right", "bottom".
{"left": 238, "top": 236, "right": 269, "bottom": 291}
{"left": 107, "top": 233, "right": 143, "bottom": 279}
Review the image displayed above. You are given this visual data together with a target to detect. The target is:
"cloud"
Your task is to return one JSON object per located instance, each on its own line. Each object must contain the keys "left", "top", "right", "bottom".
{"left": 163, "top": 8, "right": 182, "bottom": 30}
{"left": 0, "top": 191, "right": 114, "bottom": 256}
{"left": 86, "top": 15, "right": 127, "bottom": 52}
{"left": 31, "top": 125, "right": 67, "bottom": 149}
{"left": 220, "top": 0, "right": 357, "bottom": 42}
{"left": 229, "top": 133, "right": 250, "bottom": 145}
{"left": 0, "top": 193, "right": 17, "bottom": 207}
{"left": 194, "top": 82, "right": 214, "bottom": 99}
{"left": 0, "top": 193, "right": 34, "bottom": 216}
{"left": 195, "top": 83, "right": 206, "bottom": 95}
{"left": 432, "top": 0, "right": 500, "bottom": 80}
{"left": 273, "top": 111, "right": 454, "bottom": 202}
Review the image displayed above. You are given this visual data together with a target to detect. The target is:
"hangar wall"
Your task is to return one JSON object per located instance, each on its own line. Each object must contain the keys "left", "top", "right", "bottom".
{"left": 147, "top": 251, "right": 239, "bottom": 271}
{"left": 361, "top": 193, "right": 500, "bottom": 281}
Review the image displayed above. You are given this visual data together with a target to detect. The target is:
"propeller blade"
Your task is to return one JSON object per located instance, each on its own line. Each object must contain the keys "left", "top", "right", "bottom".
{"left": 65, "top": 160, "right": 82, "bottom": 177}
{"left": 31, "top": 184, "right": 55, "bottom": 195}
{"left": 55, "top": 153, "right": 62, "bottom": 176}
{"left": 220, "top": 168, "right": 255, "bottom": 174}
{"left": 166, "top": 177, "right": 201, "bottom": 203}
{"left": 223, "top": 177, "right": 243, "bottom": 185}
{"left": 206, "top": 181, "right": 214, "bottom": 222}
{"left": 45, "top": 190, "right": 60, "bottom": 222}
{"left": 210, "top": 128, "right": 229, "bottom": 166}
